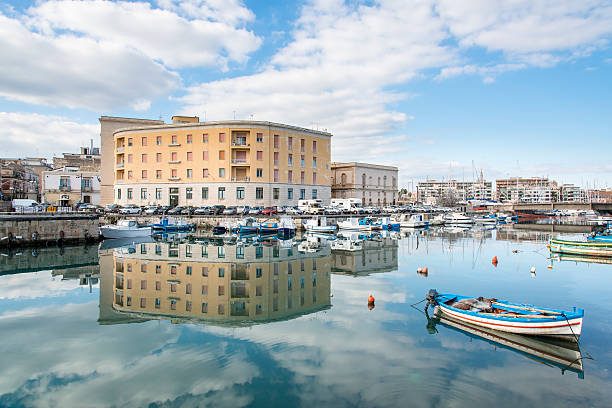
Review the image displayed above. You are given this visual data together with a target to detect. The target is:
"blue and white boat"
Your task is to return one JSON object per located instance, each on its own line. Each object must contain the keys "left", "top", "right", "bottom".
{"left": 376, "top": 216, "right": 400, "bottom": 230}
{"left": 259, "top": 220, "right": 278, "bottom": 234}
{"left": 426, "top": 289, "right": 584, "bottom": 341}
{"left": 152, "top": 217, "right": 195, "bottom": 232}
{"left": 235, "top": 217, "right": 260, "bottom": 234}
{"left": 278, "top": 216, "right": 296, "bottom": 236}
{"left": 304, "top": 216, "right": 337, "bottom": 233}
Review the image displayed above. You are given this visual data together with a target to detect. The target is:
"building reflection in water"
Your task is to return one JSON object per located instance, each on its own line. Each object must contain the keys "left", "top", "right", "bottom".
{"left": 102, "top": 240, "right": 331, "bottom": 326}
{"left": 331, "top": 232, "right": 398, "bottom": 276}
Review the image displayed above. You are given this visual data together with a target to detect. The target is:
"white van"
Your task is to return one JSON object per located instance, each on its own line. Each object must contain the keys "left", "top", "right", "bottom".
{"left": 330, "top": 198, "right": 361, "bottom": 213}
{"left": 12, "top": 199, "right": 39, "bottom": 213}
{"left": 298, "top": 199, "right": 324, "bottom": 214}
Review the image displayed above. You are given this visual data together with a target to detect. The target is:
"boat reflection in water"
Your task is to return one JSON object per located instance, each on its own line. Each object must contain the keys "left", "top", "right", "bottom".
{"left": 426, "top": 311, "right": 584, "bottom": 378}
{"left": 550, "top": 253, "right": 612, "bottom": 266}
{"left": 104, "top": 239, "right": 331, "bottom": 326}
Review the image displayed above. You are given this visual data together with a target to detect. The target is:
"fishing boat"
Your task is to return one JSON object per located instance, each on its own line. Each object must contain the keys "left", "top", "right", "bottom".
{"left": 444, "top": 212, "right": 474, "bottom": 225}
{"left": 100, "top": 220, "right": 152, "bottom": 239}
{"left": 304, "top": 216, "right": 337, "bottom": 233}
{"left": 337, "top": 218, "right": 373, "bottom": 231}
{"left": 393, "top": 213, "right": 429, "bottom": 228}
{"left": 474, "top": 214, "right": 498, "bottom": 224}
{"left": 212, "top": 221, "right": 234, "bottom": 235}
{"left": 152, "top": 217, "right": 195, "bottom": 232}
{"left": 375, "top": 216, "right": 400, "bottom": 230}
{"left": 425, "top": 289, "right": 584, "bottom": 341}
{"left": 259, "top": 220, "right": 278, "bottom": 234}
{"left": 360, "top": 217, "right": 383, "bottom": 230}
{"left": 235, "top": 217, "right": 260, "bottom": 234}
{"left": 549, "top": 238, "right": 612, "bottom": 257}
{"left": 429, "top": 313, "right": 584, "bottom": 377}
{"left": 277, "top": 216, "right": 296, "bottom": 236}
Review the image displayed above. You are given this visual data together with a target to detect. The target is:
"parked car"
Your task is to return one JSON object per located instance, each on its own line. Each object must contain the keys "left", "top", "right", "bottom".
{"left": 194, "top": 206, "right": 212, "bottom": 215}
{"left": 143, "top": 206, "right": 160, "bottom": 215}
{"left": 276, "top": 206, "right": 286, "bottom": 214}
{"left": 324, "top": 206, "right": 341, "bottom": 215}
{"left": 79, "top": 204, "right": 102, "bottom": 213}
{"left": 236, "top": 206, "right": 251, "bottom": 215}
{"left": 158, "top": 206, "right": 171, "bottom": 214}
{"left": 181, "top": 206, "right": 196, "bottom": 215}
{"left": 262, "top": 206, "right": 277, "bottom": 215}
{"left": 223, "top": 206, "right": 238, "bottom": 215}
{"left": 285, "top": 206, "right": 302, "bottom": 215}
{"left": 119, "top": 205, "right": 141, "bottom": 215}
{"left": 248, "top": 207, "right": 262, "bottom": 215}
{"left": 167, "top": 206, "right": 184, "bottom": 215}
{"left": 104, "top": 204, "right": 120, "bottom": 213}
{"left": 211, "top": 205, "right": 226, "bottom": 215}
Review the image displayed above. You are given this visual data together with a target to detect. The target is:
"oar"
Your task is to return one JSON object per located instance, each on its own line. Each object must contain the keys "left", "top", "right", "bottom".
{"left": 492, "top": 302, "right": 561, "bottom": 315}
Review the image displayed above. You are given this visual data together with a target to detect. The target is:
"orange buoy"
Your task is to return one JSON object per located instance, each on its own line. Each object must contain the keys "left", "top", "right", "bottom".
{"left": 512, "top": 250, "right": 518, "bottom": 253}
{"left": 492, "top": 256, "right": 498, "bottom": 265}
{"left": 422, "top": 267, "right": 428, "bottom": 273}
{"left": 368, "top": 295, "right": 375, "bottom": 304}
{"left": 368, "top": 303, "right": 375, "bottom": 310}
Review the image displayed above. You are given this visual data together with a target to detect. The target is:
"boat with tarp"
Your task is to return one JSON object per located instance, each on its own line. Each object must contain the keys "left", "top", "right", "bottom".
{"left": 425, "top": 290, "right": 584, "bottom": 341}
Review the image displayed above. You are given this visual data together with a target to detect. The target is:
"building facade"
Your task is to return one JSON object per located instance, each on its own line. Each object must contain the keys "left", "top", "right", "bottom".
{"left": 42, "top": 167, "right": 101, "bottom": 206}
{"left": 0, "top": 158, "right": 50, "bottom": 201}
{"left": 495, "top": 177, "right": 558, "bottom": 203}
{"left": 53, "top": 146, "right": 101, "bottom": 170}
{"left": 107, "top": 117, "right": 332, "bottom": 207}
{"left": 330, "top": 162, "right": 398, "bottom": 206}
{"left": 416, "top": 178, "right": 493, "bottom": 205}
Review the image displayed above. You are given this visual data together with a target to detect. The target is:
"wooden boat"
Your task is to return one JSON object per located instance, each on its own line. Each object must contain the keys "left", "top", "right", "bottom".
{"left": 426, "top": 290, "right": 583, "bottom": 341}
{"left": 236, "top": 217, "right": 260, "bottom": 234}
{"left": 549, "top": 238, "right": 612, "bottom": 257}
{"left": 431, "top": 313, "right": 584, "bottom": 377}
{"left": 152, "top": 217, "right": 195, "bottom": 232}
{"left": 304, "top": 216, "right": 337, "bottom": 233}
{"left": 259, "top": 220, "right": 278, "bottom": 234}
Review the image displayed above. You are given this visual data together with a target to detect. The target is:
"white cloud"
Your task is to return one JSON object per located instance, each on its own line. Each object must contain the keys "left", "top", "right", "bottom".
{"left": 0, "top": 112, "right": 98, "bottom": 159}
{"left": 0, "top": 271, "right": 82, "bottom": 300}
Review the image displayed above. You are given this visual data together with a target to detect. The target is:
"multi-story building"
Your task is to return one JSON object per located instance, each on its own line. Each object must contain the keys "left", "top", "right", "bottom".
{"left": 102, "top": 116, "right": 332, "bottom": 207}
{"left": 416, "top": 178, "right": 493, "bottom": 205}
{"left": 495, "top": 177, "right": 558, "bottom": 203}
{"left": 110, "top": 241, "right": 331, "bottom": 324}
{"left": 330, "top": 162, "right": 398, "bottom": 206}
{"left": 559, "top": 184, "right": 586, "bottom": 203}
{"left": 42, "top": 167, "right": 101, "bottom": 206}
{"left": 0, "top": 158, "right": 50, "bottom": 201}
{"left": 331, "top": 235, "right": 398, "bottom": 276}
{"left": 53, "top": 146, "right": 100, "bottom": 170}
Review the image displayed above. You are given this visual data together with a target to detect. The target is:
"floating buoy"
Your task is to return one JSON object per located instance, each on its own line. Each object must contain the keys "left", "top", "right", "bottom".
{"left": 547, "top": 265, "right": 552, "bottom": 269}
{"left": 368, "top": 295, "right": 375, "bottom": 304}
{"left": 492, "top": 256, "right": 498, "bottom": 266}
{"left": 368, "top": 303, "right": 375, "bottom": 310}
{"left": 512, "top": 250, "right": 518, "bottom": 254}
{"left": 422, "top": 267, "right": 428, "bottom": 273}
{"left": 417, "top": 268, "right": 423, "bottom": 273}
{"left": 530, "top": 266, "right": 536, "bottom": 273}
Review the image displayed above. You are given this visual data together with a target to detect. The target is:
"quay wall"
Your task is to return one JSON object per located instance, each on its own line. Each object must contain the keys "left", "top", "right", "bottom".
{"left": 0, "top": 245, "right": 99, "bottom": 275}
{"left": 0, "top": 214, "right": 100, "bottom": 247}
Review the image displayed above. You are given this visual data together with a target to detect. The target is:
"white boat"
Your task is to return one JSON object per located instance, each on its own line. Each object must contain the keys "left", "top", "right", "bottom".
{"left": 304, "top": 216, "right": 337, "bottom": 233}
{"left": 393, "top": 213, "right": 428, "bottom": 228}
{"left": 427, "top": 214, "right": 446, "bottom": 226}
{"left": 474, "top": 214, "right": 497, "bottom": 224}
{"left": 100, "top": 220, "right": 152, "bottom": 239}
{"left": 338, "top": 218, "right": 373, "bottom": 231}
{"left": 444, "top": 212, "right": 474, "bottom": 225}
{"left": 330, "top": 233, "right": 363, "bottom": 251}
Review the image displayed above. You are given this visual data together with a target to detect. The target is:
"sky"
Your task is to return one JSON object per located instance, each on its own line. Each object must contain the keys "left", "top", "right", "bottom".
{"left": 1, "top": 0, "right": 611, "bottom": 190}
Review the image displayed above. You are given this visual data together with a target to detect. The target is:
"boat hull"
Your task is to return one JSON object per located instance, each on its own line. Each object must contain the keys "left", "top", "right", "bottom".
{"left": 100, "top": 226, "right": 151, "bottom": 239}
{"left": 305, "top": 225, "right": 337, "bottom": 233}
{"left": 549, "top": 238, "right": 612, "bottom": 257}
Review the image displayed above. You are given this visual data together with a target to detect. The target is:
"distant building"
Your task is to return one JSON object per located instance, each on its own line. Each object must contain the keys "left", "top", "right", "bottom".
{"left": 559, "top": 184, "right": 586, "bottom": 203}
{"left": 330, "top": 162, "right": 398, "bottom": 206}
{"left": 53, "top": 146, "right": 100, "bottom": 170}
{"left": 417, "top": 176, "right": 493, "bottom": 205}
{"left": 42, "top": 167, "right": 101, "bottom": 207}
{"left": 495, "top": 177, "right": 558, "bottom": 203}
{"left": 0, "top": 158, "right": 49, "bottom": 201}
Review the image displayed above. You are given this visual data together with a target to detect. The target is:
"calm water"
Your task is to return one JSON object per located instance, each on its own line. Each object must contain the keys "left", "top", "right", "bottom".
{"left": 1, "top": 226, "right": 611, "bottom": 407}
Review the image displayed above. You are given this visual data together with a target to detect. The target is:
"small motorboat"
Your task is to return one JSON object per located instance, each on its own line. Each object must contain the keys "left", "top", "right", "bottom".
{"left": 393, "top": 213, "right": 429, "bottom": 228}
{"left": 100, "top": 220, "right": 151, "bottom": 239}
{"left": 259, "top": 220, "right": 278, "bottom": 234}
{"left": 338, "top": 218, "right": 372, "bottom": 231}
{"left": 152, "top": 217, "right": 195, "bottom": 232}
{"left": 212, "top": 221, "right": 234, "bottom": 235}
{"left": 425, "top": 289, "right": 584, "bottom": 341}
{"left": 236, "top": 217, "right": 260, "bottom": 234}
{"left": 330, "top": 234, "right": 363, "bottom": 252}
{"left": 549, "top": 238, "right": 612, "bottom": 257}
{"left": 375, "top": 216, "right": 400, "bottom": 230}
{"left": 277, "top": 216, "right": 296, "bottom": 236}
{"left": 444, "top": 212, "right": 474, "bottom": 225}
{"left": 304, "top": 216, "right": 337, "bottom": 233}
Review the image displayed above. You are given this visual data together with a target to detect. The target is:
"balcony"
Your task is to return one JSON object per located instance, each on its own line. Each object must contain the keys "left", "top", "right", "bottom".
{"left": 231, "top": 176, "right": 250, "bottom": 182}
{"left": 81, "top": 186, "right": 93, "bottom": 192}
{"left": 168, "top": 143, "right": 181, "bottom": 147}
{"left": 59, "top": 186, "right": 71, "bottom": 192}
{"left": 231, "top": 140, "right": 250, "bottom": 147}
{"left": 116, "top": 146, "right": 124, "bottom": 152}
{"left": 168, "top": 177, "right": 181, "bottom": 181}
{"left": 168, "top": 160, "right": 181, "bottom": 164}
{"left": 231, "top": 159, "right": 249, "bottom": 165}
{"left": 116, "top": 162, "right": 124, "bottom": 169}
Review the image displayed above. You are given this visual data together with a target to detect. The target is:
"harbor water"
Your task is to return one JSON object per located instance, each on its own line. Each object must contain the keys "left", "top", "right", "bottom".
{"left": 1, "top": 226, "right": 611, "bottom": 407}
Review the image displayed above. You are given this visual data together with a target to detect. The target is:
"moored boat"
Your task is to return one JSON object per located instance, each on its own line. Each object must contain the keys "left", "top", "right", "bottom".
{"left": 393, "top": 213, "right": 429, "bottom": 228}
{"left": 277, "top": 216, "right": 297, "bottom": 236}
{"left": 304, "top": 216, "right": 337, "bottom": 233}
{"left": 152, "top": 217, "right": 195, "bottom": 232}
{"left": 426, "top": 289, "right": 584, "bottom": 341}
{"left": 338, "top": 218, "right": 373, "bottom": 231}
{"left": 549, "top": 238, "right": 612, "bottom": 257}
{"left": 100, "top": 220, "right": 152, "bottom": 239}
{"left": 444, "top": 212, "right": 474, "bottom": 225}
{"left": 236, "top": 217, "right": 260, "bottom": 234}
{"left": 259, "top": 220, "right": 278, "bottom": 234}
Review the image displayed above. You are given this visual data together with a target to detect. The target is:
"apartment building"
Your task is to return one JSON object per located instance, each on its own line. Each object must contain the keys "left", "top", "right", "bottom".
{"left": 111, "top": 241, "right": 331, "bottom": 323}
{"left": 495, "top": 177, "right": 558, "bottom": 203}
{"left": 42, "top": 167, "right": 101, "bottom": 206}
{"left": 330, "top": 162, "right": 398, "bottom": 206}
{"left": 102, "top": 116, "right": 332, "bottom": 207}
{"left": 416, "top": 178, "right": 493, "bottom": 205}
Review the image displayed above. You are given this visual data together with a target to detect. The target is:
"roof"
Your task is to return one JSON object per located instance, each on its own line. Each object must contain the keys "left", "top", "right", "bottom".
{"left": 331, "top": 162, "right": 398, "bottom": 171}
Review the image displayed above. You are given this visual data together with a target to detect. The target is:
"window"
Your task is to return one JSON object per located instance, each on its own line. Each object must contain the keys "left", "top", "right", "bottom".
{"left": 128, "top": 154, "right": 133, "bottom": 163}
{"left": 288, "top": 170, "right": 292, "bottom": 183}
{"left": 313, "top": 157, "right": 317, "bottom": 168}
{"left": 156, "top": 153, "right": 162, "bottom": 162}
{"left": 313, "top": 172, "right": 317, "bottom": 184}
{"left": 186, "top": 301, "right": 192, "bottom": 312}
{"left": 187, "top": 152, "right": 193, "bottom": 161}
{"left": 312, "top": 189, "right": 318, "bottom": 199}
{"left": 218, "top": 285, "right": 225, "bottom": 296}
{"left": 140, "top": 298, "right": 146, "bottom": 308}
{"left": 156, "top": 170, "right": 162, "bottom": 179}
{"left": 256, "top": 151, "right": 263, "bottom": 160}
{"left": 171, "top": 169, "right": 177, "bottom": 178}
{"left": 362, "top": 174, "right": 366, "bottom": 186}
{"left": 288, "top": 188, "right": 293, "bottom": 199}
{"left": 203, "top": 133, "right": 208, "bottom": 143}
{"left": 300, "top": 139, "right": 305, "bottom": 152}
{"left": 170, "top": 283, "right": 176, "bottom": 293}
{"left": 142, "top": 153, "right": 147, "bottom": 163}
{"left": 218, "top": 304, "right": 225, "bottom": 314}
{"left": 186, "top": 134, "right": 192, "bottom": 144}
{"left": 288, "top": 154, "right": 293, "bottom": 166}
{"left": 202, "top": 266, "right": 209, "bottom": 277}
{"left": 256, "top": 188, "right": 263, "bottom": 200}
{"left": 219, "top": 133, "right": 225, "bottom": 143}
{"left": 201, "top": 302, "right": 208, "bottom": 313}
{"left": 218, "top": 187, "right": 225, "bottom": 199}
{"left": 301, "top": 155, "right": 305, "bottom": 168}
{"left": 186, "top": 169, "right": 193, "bottom": 178}
{"left": 256, "top": 133, "right": 263, "bottom": 142}
{"left": 273, "top": 152, "right": 279, "bottom": 166}
{"left": 127, "top": 297, "right": 132, "bottom": 306}
{"left": 202, "top": 187, "right": 208, "bottom": 199}
{"left": 237, "top": 187, "right": 245, "bottom": 199}
{"left": 202, "top": 284, "right": 208, "bottom": 295}
{"left": 378, "top": 177, "right": 381, "bottom": 186}
{"left": 142, "top": 136, "right": 147, "bottom": 146}
{"left": 127, "top": 279, "right": 132, "bottom": 289}
{"left": 273, "top": 188, "right": 279, "bottom": 200}
{"left": 203, "top": 168, "right": 209, "bottom": 177}
{"left": 156, "top": 136, "right": 162, "bottom": 145}
{"left": 288, "top": 136, "right": 293, "bottom": 150}
{"left": 171, "top": 152, "right": 177, "bottom": 161}
{"left": 128, "top": 138, "right": 133, "bottom": 146}
{"left": 288, "top": 276, "right": 293, "bottom": 290}
{"left": 274, "top": 169, "right": 279, "bottom": 182}
{"left": 155, "top": 298, "right": 161, "bottom": 309}
{"left": 313, "top": 140, "right": 317, "bottom": 153}
{"left": 219, "top": 150, "right": 225, "bottom": 160}
{"left": 117, "top": 189, "right": 121, "bottom": 199}
{"left": 383, "top": 175, "right": 387, "bottom": 186}
{"left": 141, "top": 188, "right": 147, "bottom": 199}
{"left": 300, "top": 171, "right": 305, "bottom": 184}
{"left": 218, "top": 247, "right": 226, "bottom": 258}
{"left": 256, "top": 286, "right": 263, "bottom": 296}
{"left": 273, "top": 279, "right": 278, "bottom": 294}
{"left": 141, "top": 280, "right": 147, "bottom": 289}
{"left": 203, "top": 151, "right": 208, "bottom": 160}
{"left": 127, "top": 188, "right": 133, "bottom": 199}
{"left": 186, "top": 187, "right": 193, "bottom": 199}
{"left": 127, "top": 170, "right": 133, "bottom": 180}
{"left": 155, "top": 188, "right": 162, "bottom": 199}
{"left": 274, "top": 134, "right": 279, "bottom": 148}
{"left": 219, "top": 168, "right": 225, "bottom": 178}
{"left": 256, "top": 168, "right": 263, "bottom": 178}
{"left": 141, "top": 170, "right": 148, "bottom": 179}
{"left": 156, "top": 281, "right": 161, "bottom": 291}
{"left": 300, "top": 189, "right": 306, "bottom": 200}
{"left": 186, "top": 283, "right": 192, "bottom": 294}
{"left": 256, "top": 267, "right": 262, "bottom": 278}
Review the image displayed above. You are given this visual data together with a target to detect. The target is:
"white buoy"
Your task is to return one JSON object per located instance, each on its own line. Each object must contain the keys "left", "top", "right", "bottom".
{"left": 530, "top": 266, "right": 536, "bottom": 273}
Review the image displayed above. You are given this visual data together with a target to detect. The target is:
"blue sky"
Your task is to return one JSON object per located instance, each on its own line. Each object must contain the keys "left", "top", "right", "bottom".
{"left": 1, "top": 0, "right": 611, "bottom": 189}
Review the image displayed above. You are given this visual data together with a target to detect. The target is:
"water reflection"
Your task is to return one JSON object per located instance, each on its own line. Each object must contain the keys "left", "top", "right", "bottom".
{"left": 104, "top": 240, "right": 331, "bottom": 326}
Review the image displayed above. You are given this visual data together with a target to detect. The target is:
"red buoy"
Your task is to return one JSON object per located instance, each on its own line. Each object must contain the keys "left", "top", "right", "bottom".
{"left": 492, "top": 256, "right": 498, "bottom": 266}
{"left": 368, "top": 295, "right": 375, "bottom": 304}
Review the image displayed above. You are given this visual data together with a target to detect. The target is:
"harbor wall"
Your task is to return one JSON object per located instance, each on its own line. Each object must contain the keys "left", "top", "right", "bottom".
{"left": 0, "top": 214, "right": 100, "bottom": 247}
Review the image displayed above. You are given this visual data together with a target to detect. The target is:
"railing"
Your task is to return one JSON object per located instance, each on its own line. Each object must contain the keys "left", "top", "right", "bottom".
{"left": 116, "top": 146, "right": 124, "bottom": 152}
{"left": 231, "top": 141, "right": 250, "bottom": 147}
{"left": 81, "top": 186, "right": 93, "bottom": 192}
{"left": 231, "top": 159, "right": 249, "bottom": 164}
{"left": 231, "top": 177, "right": 250, "bottom": 182}
{"left": 59, "top": 186, "right": 71, "bottom": 191}
{"left": 116, "top": 162, "right": 124, "bottom": 169}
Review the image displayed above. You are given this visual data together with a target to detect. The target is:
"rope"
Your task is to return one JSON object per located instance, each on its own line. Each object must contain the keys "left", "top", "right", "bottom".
{"left": 561, "top": 312, "right": 594, "bottom": 362}
{"left": 410, "top": 297, "right": 427, "bottom": 307}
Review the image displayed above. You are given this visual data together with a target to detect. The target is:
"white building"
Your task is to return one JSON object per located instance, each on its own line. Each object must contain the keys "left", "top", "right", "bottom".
{"left": 417, "top": 178, "right": 493, "bottom": 205}
{"left": 331, "top": 162, "right": 398, "bottom": 207}
{"left": 42, "top": 167, "right": 101, "bottom": 207}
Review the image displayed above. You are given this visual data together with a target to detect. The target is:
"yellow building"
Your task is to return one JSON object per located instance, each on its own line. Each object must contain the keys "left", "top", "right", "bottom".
{"left": 101, "top": 116, "right": 332, "bottom": 207}
{"left": 110, "top": 241, "right": 331, "bottom": 324}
